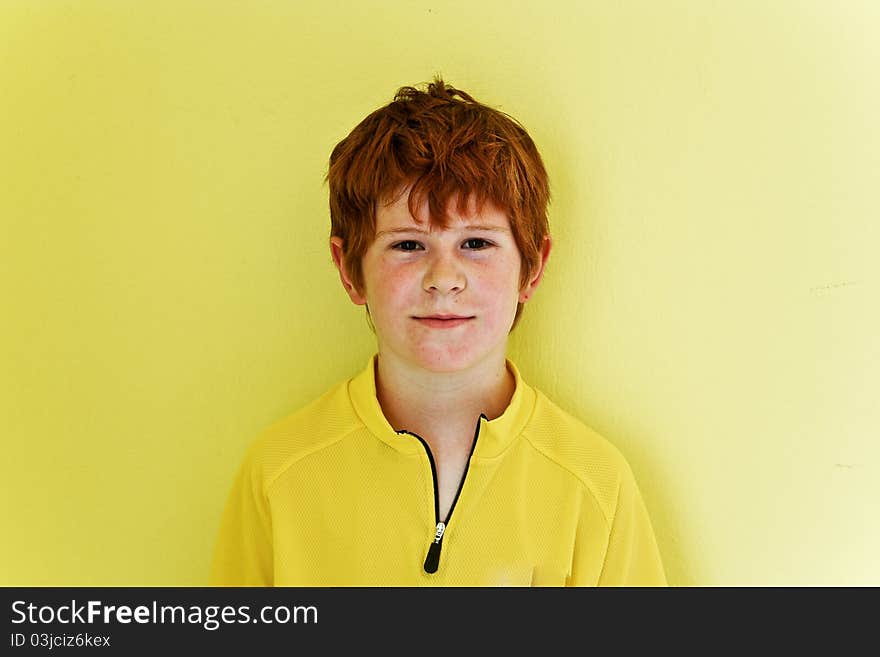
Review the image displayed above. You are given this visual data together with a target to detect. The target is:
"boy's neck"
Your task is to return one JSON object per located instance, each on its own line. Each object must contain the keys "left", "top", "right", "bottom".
{"left": 373, "top": 348, "right": 515, "bottom": 442}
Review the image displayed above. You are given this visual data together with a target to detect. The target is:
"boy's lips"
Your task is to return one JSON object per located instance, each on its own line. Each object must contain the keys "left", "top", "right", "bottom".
{"left": 412, "top": 315, "right": 475, "bottom": 328}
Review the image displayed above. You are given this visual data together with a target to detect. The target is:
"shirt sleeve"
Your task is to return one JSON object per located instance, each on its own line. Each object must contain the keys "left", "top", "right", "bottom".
{"left": 209, "top": 441, "right": 274, "bottom": 586}
{"left": 595, "top": 461, "right": 667, "bottom": 586}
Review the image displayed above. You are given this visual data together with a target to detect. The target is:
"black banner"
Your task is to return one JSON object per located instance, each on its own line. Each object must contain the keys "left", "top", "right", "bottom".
{"left": 0, "top": 587, "right": 866, "bottom": 652}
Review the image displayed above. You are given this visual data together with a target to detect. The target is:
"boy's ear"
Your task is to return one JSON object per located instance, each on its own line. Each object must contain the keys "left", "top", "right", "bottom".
{"left": 518, "top": 235, "right": 552, "bottom": 303}
{"left": 330, "top": 237, "right": 367, "bottom": 306}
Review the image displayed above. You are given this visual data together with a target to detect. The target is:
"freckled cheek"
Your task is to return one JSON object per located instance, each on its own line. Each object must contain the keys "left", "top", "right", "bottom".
{"left": 368, "top": 268, "right": 414, "bottom": 322}
{"left": 465, "top": 274, "right": 516, "bottom": 325}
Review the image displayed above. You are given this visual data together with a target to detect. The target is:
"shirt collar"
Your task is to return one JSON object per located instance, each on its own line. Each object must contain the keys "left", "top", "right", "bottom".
{"left": 347, "top": 352, "right": 536, "bottom": 460}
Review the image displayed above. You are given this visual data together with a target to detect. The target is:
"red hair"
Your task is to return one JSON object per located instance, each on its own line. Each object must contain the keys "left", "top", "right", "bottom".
{"left": 325, "top": 76, "right": 551, "bottom": 330}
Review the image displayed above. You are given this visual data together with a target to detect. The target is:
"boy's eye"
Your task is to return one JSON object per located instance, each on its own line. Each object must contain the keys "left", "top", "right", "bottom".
{"left": 463, "top": 238, "right": 491, "bottom": 249}
{"left": 390, "top": 238, "right": 493, "bottom": 251}
{"left": 392, "top": 240, "right": 423, "bottom": 251}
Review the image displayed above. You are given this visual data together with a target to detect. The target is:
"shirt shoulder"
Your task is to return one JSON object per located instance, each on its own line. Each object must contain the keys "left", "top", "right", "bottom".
{"left": 241, "top": 376, "right": 363, "bottom": 495}
{"left": 521, "top": 388, "right": 635, "bottom": 523}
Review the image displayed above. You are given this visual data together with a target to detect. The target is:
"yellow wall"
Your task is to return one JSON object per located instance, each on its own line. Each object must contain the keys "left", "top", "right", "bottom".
{"left": 2, "top": 0, "right": 877, "bottom": 586}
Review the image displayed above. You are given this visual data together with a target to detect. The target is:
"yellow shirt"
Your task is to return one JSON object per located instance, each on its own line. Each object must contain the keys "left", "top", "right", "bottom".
{"left": 210, "top": 354, "right": 666, "bottom": 586}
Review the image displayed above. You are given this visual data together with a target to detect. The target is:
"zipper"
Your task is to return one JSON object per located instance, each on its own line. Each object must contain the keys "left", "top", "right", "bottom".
{"left": 397, "top": 412, "right": 486, "bottom": 574}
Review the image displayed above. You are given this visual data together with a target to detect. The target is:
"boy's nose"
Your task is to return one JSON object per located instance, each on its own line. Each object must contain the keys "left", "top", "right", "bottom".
{"left": 422, "top": 253, "right": 466, "bottom": 294}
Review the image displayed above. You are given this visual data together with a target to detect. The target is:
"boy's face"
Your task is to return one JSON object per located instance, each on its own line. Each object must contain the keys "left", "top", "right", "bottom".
{"left": 331, "top": 189, "right": 550, "bottom": 374}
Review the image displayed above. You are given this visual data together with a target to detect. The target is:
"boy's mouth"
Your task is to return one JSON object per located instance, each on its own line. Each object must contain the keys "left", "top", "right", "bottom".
{"left": 413, "top": 315, "right": 475, "bottom": 328}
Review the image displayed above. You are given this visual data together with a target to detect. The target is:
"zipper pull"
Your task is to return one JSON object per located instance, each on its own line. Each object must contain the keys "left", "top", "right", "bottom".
{"left": 423, "top": 522, "right": 445, "bottom": 573}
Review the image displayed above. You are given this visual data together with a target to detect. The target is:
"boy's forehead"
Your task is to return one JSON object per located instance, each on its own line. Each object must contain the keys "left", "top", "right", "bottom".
{"left": 375, "top": 189, "right": 510, "bottom": 232}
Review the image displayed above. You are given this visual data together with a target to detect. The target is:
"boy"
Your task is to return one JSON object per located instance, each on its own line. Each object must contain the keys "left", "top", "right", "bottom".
{"left": 210, "top": 77, "right": 666, "bottom": 586}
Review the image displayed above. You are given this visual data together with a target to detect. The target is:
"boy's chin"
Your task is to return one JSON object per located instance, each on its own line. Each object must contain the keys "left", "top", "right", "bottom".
{"left": 394, "top": 346, "right": 504, "bottom": 374}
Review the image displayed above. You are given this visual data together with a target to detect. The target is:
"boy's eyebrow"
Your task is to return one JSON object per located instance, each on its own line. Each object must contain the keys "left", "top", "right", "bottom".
{"left": 375, "top": 224, "right": 509, "bottom": 239}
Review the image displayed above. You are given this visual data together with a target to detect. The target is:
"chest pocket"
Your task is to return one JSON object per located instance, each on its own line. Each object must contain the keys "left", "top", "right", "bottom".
{"left": 481, "top": 563, "right": 570, "bottom": 587}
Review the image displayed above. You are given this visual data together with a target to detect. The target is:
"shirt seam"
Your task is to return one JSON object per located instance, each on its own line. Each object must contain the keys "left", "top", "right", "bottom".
{"left": 520, "top": 430, "right": 614, "bottom": 530}
{"left": 596, "top": 479, "right": 623, "bottom": 585}
{"left": 263, "top": 423, "right": 365, "bottom": 497}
